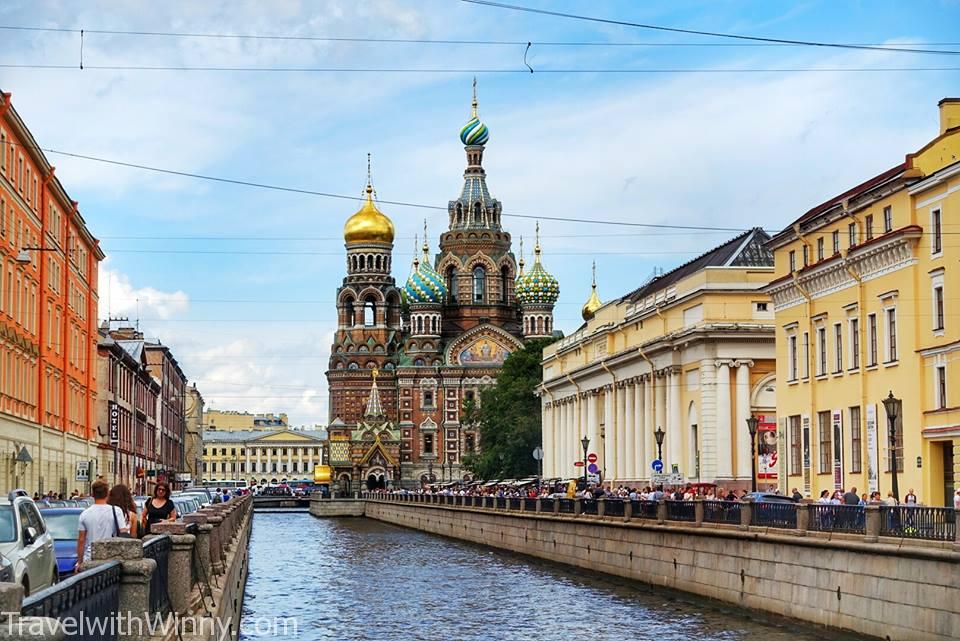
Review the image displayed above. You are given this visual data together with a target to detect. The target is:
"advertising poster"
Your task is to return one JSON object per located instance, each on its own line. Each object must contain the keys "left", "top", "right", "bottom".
{"left": 757, "top": 414, "right": 778, "bottom": 479}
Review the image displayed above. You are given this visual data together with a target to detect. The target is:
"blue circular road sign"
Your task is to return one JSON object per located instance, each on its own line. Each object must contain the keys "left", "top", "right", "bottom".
{"left": 651, "top": 459, "right": 664, "bottom": 473}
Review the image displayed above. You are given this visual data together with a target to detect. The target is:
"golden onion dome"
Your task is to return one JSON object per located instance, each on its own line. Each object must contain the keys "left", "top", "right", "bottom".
{"left": 581, "top": 262, "right": 603, "bottom": 321}
{"left": 344, "top": 184, "right": 395, "bottom": 245}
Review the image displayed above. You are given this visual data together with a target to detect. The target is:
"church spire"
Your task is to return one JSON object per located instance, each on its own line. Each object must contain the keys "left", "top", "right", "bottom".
{"left": 364, "top": 369, "right": 385, "bottom": 418}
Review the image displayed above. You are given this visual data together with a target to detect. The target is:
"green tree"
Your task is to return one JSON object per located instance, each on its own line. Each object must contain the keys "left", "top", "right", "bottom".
{"left": 462, "top": 337, "right": 555, "bottom": 479}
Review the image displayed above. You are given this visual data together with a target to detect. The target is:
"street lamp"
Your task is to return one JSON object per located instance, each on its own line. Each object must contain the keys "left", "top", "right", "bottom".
{"left": 746, "top": 416, "right": 759, "bottom": 493}
{"left": 580, "top": 436, "right": 590, "bottom": 489}
{"left": 427, "top": 461, "right": 434, "bottom": 484}
{"left": 654, "top": 426, "right": 665, "bottom": 462}
{"left": 882, "top": 391, "right": 901, "bottom": 502}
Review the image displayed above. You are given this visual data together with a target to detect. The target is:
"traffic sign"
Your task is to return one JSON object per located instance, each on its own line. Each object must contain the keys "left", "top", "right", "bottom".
{"left": 587, "top": 463, "right": 599, "bottom": 474}
{"left": 587, "top": 453, "right": 598, "bottom": 464}
{"left": 652, "top": 472, "right": 685, "bottom": 486}
{"left": 573, "top": 461, "right": 585, "bottom": 467}
{"left": 651, "top": 459, "right": 664, "bottom": 473}
{"left": 532, "top": 446, "right": 544, "bottom": 461}
{"left": 75, "top": 461, "right": 90, "bottom": 482}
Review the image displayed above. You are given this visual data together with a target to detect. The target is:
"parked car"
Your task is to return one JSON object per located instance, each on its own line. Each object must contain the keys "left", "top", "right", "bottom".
{"left": 0, "top": 552, "right": 13, "bottom": 582}
{"left": 178, "top": 490, "right": 211, "bottom": 507}
{"left": 0, "top": 490, "right": 58, "bottom": 594}
{"left": 182, "top": 487, "right": 214, "bottom": 503}
{"left": 742, "top": 492, "right": 798, "bottom": 504}
{"left": 37, "top": 508, "right": 83, "bottom": 577}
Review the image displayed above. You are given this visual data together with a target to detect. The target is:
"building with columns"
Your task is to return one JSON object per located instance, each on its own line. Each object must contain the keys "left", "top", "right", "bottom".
{"left": 325, "top": 84, "right": 559, "bottom": 491}
{"left": 541, "top": 229, "right": 776, "bottom": 489}
{"left": 201, "top": 427, "right": 326, "bottom": 484}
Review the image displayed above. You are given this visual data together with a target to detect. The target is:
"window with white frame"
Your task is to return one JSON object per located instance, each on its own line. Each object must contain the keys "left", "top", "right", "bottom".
{"left": 802, "top": 331, "right": 810, "bottom": 379}
{"left": 867, "top": 314, "right": 878, "bottom": 367}
{"left": 833, "top": 323, "right": 843, "bottom": 373}
{"left": 931, "top": 271, "right": 945, "bottom": 332}
{"left": 849, "top": 317, "right": 860, "bottom": 370}
{"left": 788, "top": 333, "right": 798, "bottom": 381}
{"left": 816, "top": 326, "right": 827, "bottom": 376}
{"left": 816, "top": 237, "right": 824, "bottom": 261}
{"left": 832, "top": 231, "right": 840, "bottom": 255}
{"left": 789, "top": 250, "right": 796, "bottom": 272}
{"left": 936, "top": 364, "right": 947, "bottom": 409}
{"left": 883, "top": 205, "right": 893, "bottom": 233}
{"left": 848, "top": 222, "right": 857, "bottom": 248}
{"left": 885, "top": 307, "right": 898, "bottom": 362}
{"left": 865, "top": 214, "right": 874, "bottom": 240}
{"left": 931, "top": 208, "right": 942, "bottom": 255}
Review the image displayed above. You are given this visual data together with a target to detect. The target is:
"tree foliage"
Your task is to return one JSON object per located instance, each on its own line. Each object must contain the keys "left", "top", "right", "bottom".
{"left": 462, "top": 337, "right": 555, "bottom": 479}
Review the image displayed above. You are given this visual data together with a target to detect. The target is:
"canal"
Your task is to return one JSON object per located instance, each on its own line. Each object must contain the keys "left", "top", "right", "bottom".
{"left": 241, "top": 512, "right": 865, "bottom": 641}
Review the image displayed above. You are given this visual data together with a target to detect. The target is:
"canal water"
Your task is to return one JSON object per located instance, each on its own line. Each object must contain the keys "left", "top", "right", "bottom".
{"left": 240, "top": 512, "right": 864, "bottom": 641}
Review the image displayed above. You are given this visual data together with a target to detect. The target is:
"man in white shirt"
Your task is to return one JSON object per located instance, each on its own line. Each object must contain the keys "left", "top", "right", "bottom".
{"left": 76, "top": 479, "right": 129, "bottom": 567}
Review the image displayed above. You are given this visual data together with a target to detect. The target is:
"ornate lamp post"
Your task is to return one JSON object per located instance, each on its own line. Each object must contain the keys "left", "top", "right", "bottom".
{"left": 882, "top": 391, "right": 901, "bottom": 502}
{"left": 427, "top": 461, "right": 434, "bottom": 485}
{"left": 746, "top": 416, "right": 759, "bottom": 493}
{"left": 654, "top": 426, "right": 665, "bottom": 463}
{"left": 580, "top": 436, "right": 590, "bottom": 489}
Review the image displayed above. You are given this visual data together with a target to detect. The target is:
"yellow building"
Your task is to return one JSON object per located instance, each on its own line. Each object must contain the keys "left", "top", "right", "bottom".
{"left": 203, "top": 409, "right": 288, "bottom": 431}
{"left": 542, "top": 229, "right": 776, "bottom": 488}
{"left": 201, "top": 428, "right": 326, "bottom": 485}
{"left": 764, "top": 98, "right": 960, "bottom": 506}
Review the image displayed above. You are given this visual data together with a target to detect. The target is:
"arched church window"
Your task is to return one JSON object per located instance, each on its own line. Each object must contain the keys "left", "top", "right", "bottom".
{"left": 446, "top": 267, "right": 458, "bottom": 301}
{"left": 473, "top": 266, "right": 485, "bottom": 303}
{"left": 414, "top": 358, "right": 425, "bottom": 366}
{"left": 501, "top": 266, "right": 510, "bottom": 302}
{"left": 416, "top": 316, "right": 423, "bottom": 334}
{"left": 473, "top": 202, "right": 482, "bottom": 223}
{"left": 431, "top": 316, "right": 438, "bottom": 333}
{"left": 384, "top": 363, "right": 395, "bottom": 371}
{"left": 364, "top": 298, "right": 375, "bottom": 326}
{"left": 343, "top": 298, "right": 355, "bottom": 326}
{"left": 456, "top": 203, "right": 463, "bottom": 225}
{"left": 375, "top": 255, "right": 381, "bottom": 271}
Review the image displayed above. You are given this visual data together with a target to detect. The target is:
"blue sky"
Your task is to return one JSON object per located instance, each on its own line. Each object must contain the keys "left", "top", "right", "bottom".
{"left": 0, "top": 0, "right": 956, "bottom": 426}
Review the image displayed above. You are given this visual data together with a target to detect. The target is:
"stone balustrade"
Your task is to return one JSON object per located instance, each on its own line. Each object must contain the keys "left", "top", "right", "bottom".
{"left": 0, "top": 494, "right": 253, "bottom": 641}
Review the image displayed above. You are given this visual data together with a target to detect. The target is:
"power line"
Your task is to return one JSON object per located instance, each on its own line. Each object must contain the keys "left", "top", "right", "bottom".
{"left": 10, "top": 141, "right": 749, "bottom": 232}
{"left": 2, "top": 23, "right": 956, "bottom": 51}
{"left": 3, "top": 63, "right": 958, "bottom": 73}
{"left": 460, "top": 0, "right": 960, "bottom": 55}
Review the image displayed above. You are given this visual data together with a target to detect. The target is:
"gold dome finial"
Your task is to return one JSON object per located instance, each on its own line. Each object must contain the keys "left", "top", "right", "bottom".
{"left": 343, "top": 153, "right": 395, "bottom": 245}
{"left": 422, "top": 219, "right": 431, "bottom": 262}
{"left": 412, "top": 232, "right": 419, "bottom": 269}
{"left": 471, "top": 76, "right": 478, "bottom": 118}
{"left": 581, "top": 261, "right": 602, "bottom": 321}
{"left": 534, "top": 221, "right": 542, "bottom": 263}
{"left": 518, "top": 236, "right": 525, "bottom": 275}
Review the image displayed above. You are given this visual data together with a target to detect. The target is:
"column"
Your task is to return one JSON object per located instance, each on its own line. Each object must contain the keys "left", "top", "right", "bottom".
{"left": 716, "top": 361, "right": 733, "bottom": 480}
{"left": 579, "top": 393, "right": 588, "bottom": 459}
{"left": 562, "top": 400, "right": 571, "bottom": 477}
{"left": 603, "top": 388, "right": 614, "bottom": 483}
{"left": 615, "top": 384, "right": 626, "bottom": 481}
{"left": 634, "top": 380, "right": 646, "bottom": 480}
{"left": 624, "top": 380, "right": 636, "bottom": 480}
{"left": 543, "top": 403, "right": 554, "bottom": 477}
{"left": 256, "top": 447, "right": 262, "bottom": 477}
{"left": 669, "top": 369, "right": 682, "bottom": 472}
{"left": 655, "top": 373, "right": 666, "bottom": 464}
{"left": 587, "top": 392, "right": 599, "bottom": 468}
{"left": 735, "top": 361, "right": 753, "bottom": 479}
{"left": 644, "top": 376, "right": 655, "bottom": 478}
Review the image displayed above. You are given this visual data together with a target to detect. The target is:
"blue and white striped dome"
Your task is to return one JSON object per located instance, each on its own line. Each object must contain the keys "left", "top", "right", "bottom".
{"left": 459, "top": 116, "right": 489, "bottom": 146}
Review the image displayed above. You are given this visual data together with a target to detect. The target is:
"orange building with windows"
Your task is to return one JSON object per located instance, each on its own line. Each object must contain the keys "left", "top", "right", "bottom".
{"left": 0, "top": 89, "right": 104, "bottom": 495}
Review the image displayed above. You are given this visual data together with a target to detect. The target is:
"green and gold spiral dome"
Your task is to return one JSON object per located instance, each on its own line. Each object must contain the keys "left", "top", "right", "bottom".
{"left": 515, "top": 227, "right": 559, "bottom": 307}
{"left": 402, "top": 230, "right": 447, "bottom": 305}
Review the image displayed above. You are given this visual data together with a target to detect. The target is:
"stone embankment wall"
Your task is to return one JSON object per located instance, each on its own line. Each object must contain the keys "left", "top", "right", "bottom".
{"left": 309, "top": 497, "right": 366, "bottom": 517}
{"left": 364, "top": 499, "right": 959, "bottom": 641}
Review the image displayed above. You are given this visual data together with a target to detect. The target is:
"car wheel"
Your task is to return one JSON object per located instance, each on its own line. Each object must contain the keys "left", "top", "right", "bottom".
{"left": 21, "top": 577, "right": 29, "bottom": 597}
{"left": 51, "top": 567, "right": 59, "bottom": 586}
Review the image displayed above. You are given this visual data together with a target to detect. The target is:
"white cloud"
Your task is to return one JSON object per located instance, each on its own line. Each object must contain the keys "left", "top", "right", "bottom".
{"left": 98, "top": 261, "right": 189, "bottom": 320}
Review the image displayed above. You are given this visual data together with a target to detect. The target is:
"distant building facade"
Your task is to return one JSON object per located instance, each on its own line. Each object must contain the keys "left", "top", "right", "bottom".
{"left": 204, "top": 409, "right": 288, "bottom": 431}
{"left": 184, "top": 384, "right": 205, "bottom": 486}
{"left": 201, "top": 428, "right": 326, "bottom": 484}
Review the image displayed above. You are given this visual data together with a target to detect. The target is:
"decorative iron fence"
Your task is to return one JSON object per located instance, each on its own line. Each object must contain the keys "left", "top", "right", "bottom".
{"left": 665, "top": 500, "right": 695, "bottom": 522}
{"left": 880, "top": 506, "right": 956, "bottom": 541}
{"left": 581, "top": 499, "right": 598, "bottom": 515}
{"left": 751, "top": 502, "right": 798, "bottom": 529}
{"left": 631, "top": 500, "right": 659, "bottom": 519}
{"left": 495, "top": 497, "right": 507, "bottom": 509}
{"left": 558, "top": 498, "right": 575, "bottom": 514}
{"left": 809, "top": 504, "right": 865, "bottom": 534}
{"left": 508, "top": 497, "right": 522, "bottom": 510}
{"left": 540, "top": 498, "right": 555, "bottom": 512}
{"left": 524, "top": 498, "right": 538, "bottom": 511}
{"left": 21, "top": 560, "right": 122, "bottom": 641}
{"left": 603, "top": 499, "right": 625, "bottom": 517}
{"left": 703, "top": 501, "right": 741, "bottom": 524}
{"left": 143, "top": 535, "right": 172, "bottom": 616}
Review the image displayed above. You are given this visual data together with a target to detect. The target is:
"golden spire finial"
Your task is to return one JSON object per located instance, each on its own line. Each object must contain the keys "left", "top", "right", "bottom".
{"left": 412, "top": 232, "right": 419, "bottom": 268}
{"left": 365, "top": 152, "right": 374, "bottom": 198}
{"left": 422, "top": 219, "right": 430, "bottom": 262}
{"left": 518, "top": 236, "right": 525, "bottom": 275}
{"left": 471, "top": 76, "right": 478, "bottom": 118}
{"left": 534, "top": 221, "right": 542, "bottom": 262}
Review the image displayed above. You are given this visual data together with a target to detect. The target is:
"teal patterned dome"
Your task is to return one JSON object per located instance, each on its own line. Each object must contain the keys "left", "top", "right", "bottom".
{"left": 403, "top": 237, "right": 447, "bottom": 304}
{"left": 460, "top": 116, "right": 489, "bottom": 146}
{"left": 516, "top": 237, "right": 559, "bottom": 307}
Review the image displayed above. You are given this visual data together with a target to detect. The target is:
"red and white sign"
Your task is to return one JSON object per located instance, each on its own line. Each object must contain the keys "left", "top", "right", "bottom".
{"left": 587, "top": 453, "right": 598, "bottom": 464}
{"left": 573, "top": 461, "right": 585, "bottom": 467}
{"left": 757, "top": 414, "right": 778, "bottom": 480}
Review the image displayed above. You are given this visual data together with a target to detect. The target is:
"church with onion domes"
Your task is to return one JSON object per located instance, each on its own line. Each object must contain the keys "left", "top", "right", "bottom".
{"left": 326, "top": 83, "right": 560, "bottom": 491}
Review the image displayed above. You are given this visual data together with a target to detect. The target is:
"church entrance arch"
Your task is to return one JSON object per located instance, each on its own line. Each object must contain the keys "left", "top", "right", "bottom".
{"left": 366, "top": 467, "right": 387, "bottom": 490}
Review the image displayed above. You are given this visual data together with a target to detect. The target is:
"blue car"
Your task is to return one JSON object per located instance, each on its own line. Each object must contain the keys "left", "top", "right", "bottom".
{"left": 38, "top": 508, "right": 83, "bottom": 577}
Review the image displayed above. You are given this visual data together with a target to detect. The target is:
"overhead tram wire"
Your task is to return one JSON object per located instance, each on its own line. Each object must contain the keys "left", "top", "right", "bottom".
{"left": 0, "top": 22, "right": 957, "bottom": 54}
{"left": 460, "top": 0, "right": 960, "bottom": 56}
{"left": 7, "top": 140, "right": 749, "bottom": 233}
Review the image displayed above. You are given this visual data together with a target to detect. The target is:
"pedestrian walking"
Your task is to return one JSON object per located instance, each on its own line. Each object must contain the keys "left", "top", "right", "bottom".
{"left": 108, "top": 484, "right": 139, "bottom": 538}
{"left": 142, "top": 482, "right": 177, "bottom": 535}
{"left": 76, "top": 479, "right": 129, "bottom": 566}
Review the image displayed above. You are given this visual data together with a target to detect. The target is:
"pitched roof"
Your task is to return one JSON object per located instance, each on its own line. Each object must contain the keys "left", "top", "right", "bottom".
{"left": 621, "top": 227, "right": 772, "bottom": 303}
